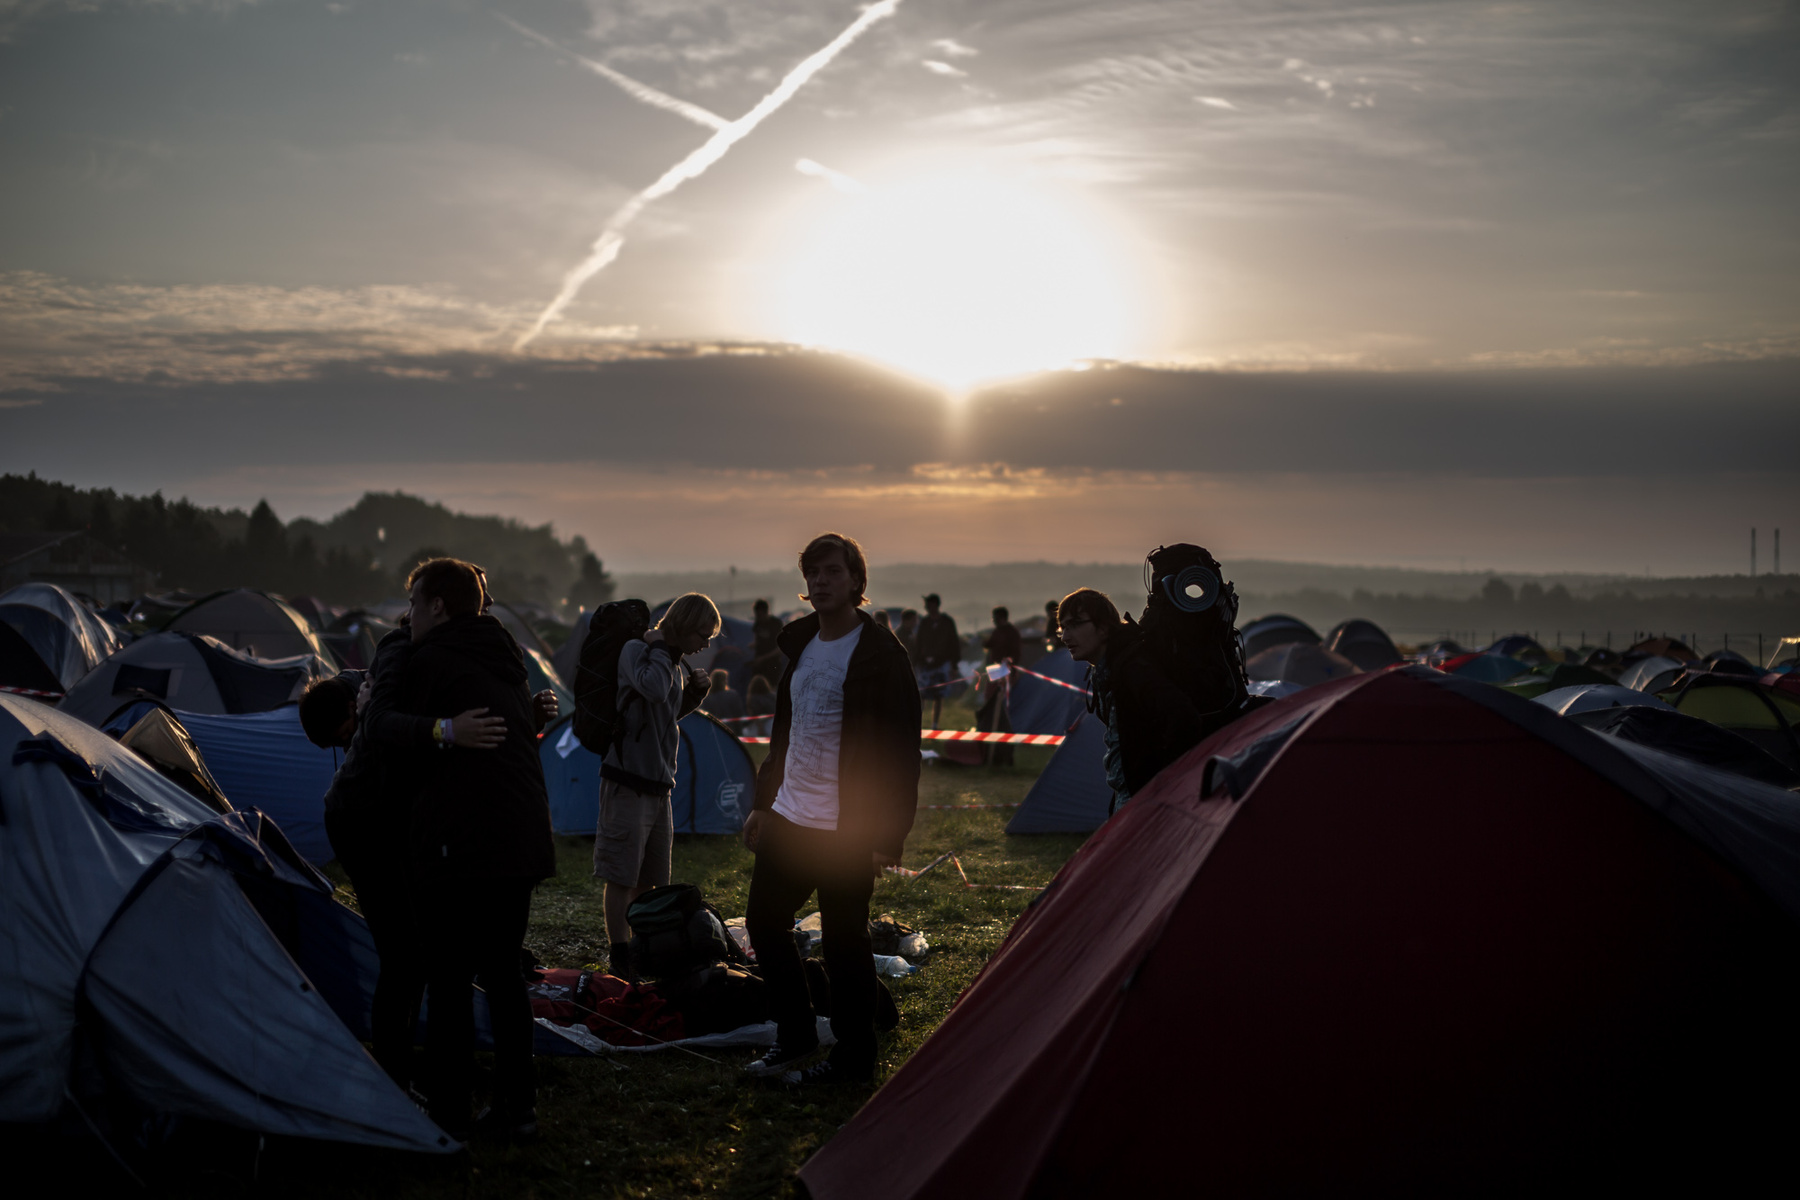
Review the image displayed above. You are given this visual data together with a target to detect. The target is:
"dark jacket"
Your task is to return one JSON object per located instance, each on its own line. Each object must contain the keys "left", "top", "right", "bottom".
{"left": 984, "top": 620, "right": 1022, "bottom": 665}
{"left": 1089, "top": 620, "right": 1205, "bottom": 799}
{"left": 397, "top": 614, "right": 556, "bottom": 882}
{"left": 754, "top": 610, "right": 921, "bottom": 859}
{"left": 322, "top": 627, "right": 434, "bottom": 815}
{"left": 917, "top": 611, "right": 960, "bottom": 669}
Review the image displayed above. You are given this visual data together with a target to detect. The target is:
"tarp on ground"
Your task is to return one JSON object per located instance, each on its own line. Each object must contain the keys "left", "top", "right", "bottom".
{"left": 802, "top": 667, "right": 1800, "bottom": 1198}
{"left": 1239, "top": 613, "right": 1320, "bottom": 658}
{"left": 0, "top": 582, "right": 127, "bottom": 690}
{"left": 1006, "top": 715, "right": 1110, "bottom": 834}
{"left": 1005, "top": 648, "right": 1089, "bottom": 736}
{"left": 58, "top": 631, "right": 331, "bottom": 728}
{"left": 1325, "top": 618, "right": 1403, "bottom": 671}
{"left": 0, "top": 693, "right": 453, "bottom": 1153}
{"left": 542, "top": 711, "right": 755, "bottom": 836}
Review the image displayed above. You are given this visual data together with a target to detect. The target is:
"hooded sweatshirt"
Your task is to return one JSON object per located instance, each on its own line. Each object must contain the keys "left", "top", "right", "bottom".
{"left": 397, "top": 613, "right": 556, "bottom": 882}
{"left": 602, "top": 638, "right": 710, "bottom": 797}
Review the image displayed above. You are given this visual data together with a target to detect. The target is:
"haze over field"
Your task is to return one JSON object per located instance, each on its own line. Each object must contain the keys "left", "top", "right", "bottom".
{"left": 2, "top": 1, "right": 1796, "bottom": 574}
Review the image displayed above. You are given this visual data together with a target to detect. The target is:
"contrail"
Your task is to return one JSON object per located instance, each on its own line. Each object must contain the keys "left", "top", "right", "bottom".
{"left": 495, "top": 13, "right": 729, "bottom": 132}
{"left": 795, "top": 157, "right": 866, "bottom": 194}
{"left": 514, "top": 0, "right": 901, "bottom": 351}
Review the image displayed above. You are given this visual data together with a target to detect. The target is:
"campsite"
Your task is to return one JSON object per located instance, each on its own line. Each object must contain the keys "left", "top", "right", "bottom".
{"left": 2, "top": 552, "right": 1798, "bottom": 1196}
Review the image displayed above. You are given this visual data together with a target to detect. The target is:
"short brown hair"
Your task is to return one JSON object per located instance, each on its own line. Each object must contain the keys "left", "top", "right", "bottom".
{"left": 1057, "top": 587, "right": 1121, "bottom": 632}
{"left": 406, "top": 557, "right": 484, "bottom": 619}
{"left": 798, "top": 532, "right": 869, "bottom": 606}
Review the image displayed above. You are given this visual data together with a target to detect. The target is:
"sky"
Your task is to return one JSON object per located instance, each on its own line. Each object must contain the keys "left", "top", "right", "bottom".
{"left": 1, "top": 0, "right": 1796, "bottom": 574}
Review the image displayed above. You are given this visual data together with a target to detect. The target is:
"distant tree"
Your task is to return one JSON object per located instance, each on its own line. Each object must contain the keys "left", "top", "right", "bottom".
{"left": 1481, "top": 577, "right": 1515, "bottom": 607}
{"left": 89, "top": 496, "right": 115, "bottom": 545}
{"left": 569, "top": 552, "right": 616, "bottom": 612}
{"left": 1517, "top": 581, "right": 1544, "bottom": 606}
{"left": 46, "top": 492, "right": 76, "bottom": 531}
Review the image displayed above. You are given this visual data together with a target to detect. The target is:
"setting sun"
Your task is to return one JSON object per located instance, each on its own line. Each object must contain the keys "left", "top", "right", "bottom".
{"left": 776, "top": 171, "right": 1134, "bottom": 389}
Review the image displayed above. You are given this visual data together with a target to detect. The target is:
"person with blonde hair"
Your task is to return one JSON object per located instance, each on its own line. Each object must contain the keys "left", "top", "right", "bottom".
{"left": 597, "top": 592, "right": 718, "bottom": 979}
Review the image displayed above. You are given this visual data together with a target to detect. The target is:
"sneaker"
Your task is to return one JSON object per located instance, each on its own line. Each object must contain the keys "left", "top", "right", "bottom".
{"left": 472, "top": 1104, "right": 539, "bottom": 1142}
{"left": 781, "top": 1059, "right": 872, "bottom": 1088}
{"left": 743, "top": 1040, "right": 820, "bottom": 1078}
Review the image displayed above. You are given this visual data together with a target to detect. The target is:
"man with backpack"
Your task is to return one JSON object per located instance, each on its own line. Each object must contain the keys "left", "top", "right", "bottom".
{"left": 741, "top": 533, "right": 920, "bottom": 1087}
{"left": 591, "top": 593, "right": 718, "bottom": 981}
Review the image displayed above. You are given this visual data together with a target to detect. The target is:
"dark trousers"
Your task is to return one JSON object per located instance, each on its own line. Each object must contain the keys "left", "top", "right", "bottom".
{"left": 421, "top": 877, "right": 537, "bottom": 1120}
{"left": 745, "top": 812, "right": 878, "bottom": 1076}
{"left": 325, "top": 805, "right": 425, "bottom": 1088}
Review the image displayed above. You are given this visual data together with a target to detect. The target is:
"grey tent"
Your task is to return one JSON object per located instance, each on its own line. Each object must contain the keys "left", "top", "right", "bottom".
{"left": 1006, "top": 648, "right": 1090, "bottom": 736}
{"left": 1246, "top": 642, "right": 1361, "bottom": 689}
{"left": 1240, "top": 614, "right": 1321, "bottom": 658}
{"left": 167, "top": 589, "right": 336, "bottom": 662}
{"left": 0, "top": 582, "right": 127, "bottom": 690}
{"left": 1535, "top": 683, "right": 1675, "bottom": 718}
{"left": 1324, "top": 618, "right": 1403, "bottom": 671}
{"left": 0, "top": 693, "right": 453, "bottom": 1153}
{"left": 1007, "top": 715, "right": 1113, "bottom": 834}
{"left": 58, "top": 631, "right": 331, "bottom": 728}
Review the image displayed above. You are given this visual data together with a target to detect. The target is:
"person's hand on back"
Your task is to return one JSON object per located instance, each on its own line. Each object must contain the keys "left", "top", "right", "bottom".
{"left": 532, "top": 689, "right": 559, "bottom": 727}
{"left": 452, "top": 708, "right": 506, "bottom": 749}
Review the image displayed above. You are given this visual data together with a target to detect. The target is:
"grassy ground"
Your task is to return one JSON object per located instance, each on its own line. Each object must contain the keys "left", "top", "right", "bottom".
{"left": 241, "top": 696, "right": 1087, "bottom": 1199}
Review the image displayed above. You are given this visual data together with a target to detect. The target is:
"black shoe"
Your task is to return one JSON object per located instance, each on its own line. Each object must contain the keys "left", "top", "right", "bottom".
{"left": 781, "top": 1058, "right": 872, "bottom": 1088}
{"left": 610, "top": 943, "right": 636, "bottom": 983}
{"left": 744, "top": 1039, "right": 820, "bottom": 1078}
{"left": 472, "top": 1104, "right": 538, "bottom": 1142}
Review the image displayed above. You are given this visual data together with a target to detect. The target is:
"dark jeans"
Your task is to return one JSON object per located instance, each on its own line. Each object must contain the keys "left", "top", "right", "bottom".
{"left": 745, "top": 812, "right": 877, "bottom": 1076}
{"left": 325, "top": 805, "right": 424, "bottom": 1088}
{"left": 421, "top": 876, "right": 537, "bottom": 1121}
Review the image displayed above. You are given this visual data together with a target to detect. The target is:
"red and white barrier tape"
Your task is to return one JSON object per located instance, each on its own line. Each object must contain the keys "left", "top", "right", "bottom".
{"left": 1007, "top": 663, "right": 1092, "bottom": 696}
{"left": 918, "top": 804, "right": 1021, "bottom": 810}
{"left": 0, "top": 686, "right": 62, "bottom": 700}
{"left": 736, "top": 728, "right": 1065, "bottom": 747}
{"left": 884, "top": 851, "right": 1042, "bottom": 891}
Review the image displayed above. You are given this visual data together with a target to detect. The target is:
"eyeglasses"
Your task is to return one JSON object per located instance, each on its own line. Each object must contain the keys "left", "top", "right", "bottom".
{"left": 1060, "top": 617, "right": 1091, "bottom": 630}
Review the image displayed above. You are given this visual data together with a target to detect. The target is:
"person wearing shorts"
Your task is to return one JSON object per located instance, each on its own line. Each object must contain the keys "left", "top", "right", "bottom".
{"left": 596, "top": 592, "right": 718, "bottom": 979}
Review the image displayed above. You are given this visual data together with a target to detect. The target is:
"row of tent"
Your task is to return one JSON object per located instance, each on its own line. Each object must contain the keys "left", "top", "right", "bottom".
{"left": 1001, "top": 613, "right": 1800, "bottom": 835}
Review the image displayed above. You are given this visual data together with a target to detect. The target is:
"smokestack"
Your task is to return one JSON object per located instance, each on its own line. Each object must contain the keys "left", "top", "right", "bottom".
{"left": 1777, "top": 528, "right": 1782, "bottom": 576}
{"left": 1752, "top": 527, "right": 1757, "bottom": 576}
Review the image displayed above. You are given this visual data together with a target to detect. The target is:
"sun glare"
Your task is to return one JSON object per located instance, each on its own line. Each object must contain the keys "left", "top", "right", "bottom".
{"left": 776, "top": 171, "right": 1134, "bottom": 390}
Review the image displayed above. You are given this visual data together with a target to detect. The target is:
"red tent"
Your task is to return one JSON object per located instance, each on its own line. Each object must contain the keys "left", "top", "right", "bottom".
{"left": 801, "top": 667, "right": 1800, "bottom": 1198}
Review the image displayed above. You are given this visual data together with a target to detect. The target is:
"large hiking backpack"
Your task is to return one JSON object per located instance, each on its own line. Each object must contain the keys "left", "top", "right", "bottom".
{"left": 572, "top": 598, "right": 652, "bottom": 758}
{"left": 1136, "top": 544, "right": 1250, "bottom": 728}
{"left": 627, "top": 883, "right": 742, "bottom": 980}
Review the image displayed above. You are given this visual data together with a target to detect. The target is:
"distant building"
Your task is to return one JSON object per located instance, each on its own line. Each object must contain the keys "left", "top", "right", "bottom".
{"left": 0, "top": 532, "right": 152, "bottom": 606}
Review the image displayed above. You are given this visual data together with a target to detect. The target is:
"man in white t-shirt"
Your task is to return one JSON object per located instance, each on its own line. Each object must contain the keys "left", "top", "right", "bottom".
{"left": 741, "top": 533, "right": 921, "bottom": 1086}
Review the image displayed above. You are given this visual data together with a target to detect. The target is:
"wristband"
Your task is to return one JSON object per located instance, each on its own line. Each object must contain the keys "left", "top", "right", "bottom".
{"left": 439, "top": 718, "right": 454, "bottom": 747}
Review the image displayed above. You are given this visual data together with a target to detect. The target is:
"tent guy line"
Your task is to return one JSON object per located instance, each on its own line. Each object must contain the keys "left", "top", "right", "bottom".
{"left": 512, "top": 0, "right": 903, "bottom": 351}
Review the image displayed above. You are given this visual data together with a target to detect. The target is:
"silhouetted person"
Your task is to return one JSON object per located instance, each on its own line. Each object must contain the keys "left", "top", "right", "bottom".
{"left": 597, "top": 593, "right": 716, "bottom": 980}
{"left": 742, "top": 533, "right": 919, "bottom": 1087}
{"left": 976, "top": 606, "right": 1022, "bottom": 766}
{"left": 916, "top": 593, "right": 961, "bottom": 730}
{"left": 749, "top": 597, "right": 785, "bottom": 685}
{"left": 397, "top": 557, "right": 557, "bottom": 1141}
{"left": 897, "top": 608, "right": 920, "bottom": 668}
{"left": 1044, "top": 599, "right": 1062, "bottom": 650}
{"left": 702, "top": 667, "right": 745, "bottom": 722}
{"left": 1058, "top": 587, "right": 1203, "bottom": 815}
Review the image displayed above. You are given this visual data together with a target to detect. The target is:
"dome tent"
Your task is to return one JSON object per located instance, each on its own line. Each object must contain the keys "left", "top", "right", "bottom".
{"left": 1246, "top": 642, "right": 1360, "bottom": 688}
{"left": 1239, "top": 613, "right": 1320, "bottom": 659}
{"left": 1568, "top": 704, "right": 1800, "bottom": 789}
{"left": 0, "top": 582, "right": 127, "bottom": 690}
{"left": 1534, "top": 683, "right": 1675, "bottom": 717}
{"left": 166, "top": 588, "right": 335, "bottom": 663}
{"left": 57, "top": 632, "right": 330, "bottom": 728}
{"left": 541, "top": 711, "right": 755, "bottom": 835}
{"left": 1005, "top": 714, "right": 1111, "bottom": 834}
{"left": 0, "top": 694, "right": 452, "bottom": 1154}
{"left": 1005, "top": 647, "right": 1090, "bottom": 736}
{"left": 801, "top": 667, "right": 1800, "bottom": 1198}
{"left": 1324, "top": 618, "right": 1403, "bottom": 671}
{"left": 1660, "top": 674, "right": 1800, "bottom": 774}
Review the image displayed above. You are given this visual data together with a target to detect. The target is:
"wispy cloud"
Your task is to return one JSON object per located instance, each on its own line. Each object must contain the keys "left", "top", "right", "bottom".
{"left": 515, "top": 0, "right": 904, "bottom": 350}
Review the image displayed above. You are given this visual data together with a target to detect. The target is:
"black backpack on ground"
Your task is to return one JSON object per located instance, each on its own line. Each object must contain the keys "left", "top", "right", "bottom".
{"left": 572, "top": 599, "right": 651, "bottom": 758}
{"left": 1136, "top": 544, "right": 1251, "bottom": 733}
{"left": 627, "top": 884, "right": 744, "bottom": 980}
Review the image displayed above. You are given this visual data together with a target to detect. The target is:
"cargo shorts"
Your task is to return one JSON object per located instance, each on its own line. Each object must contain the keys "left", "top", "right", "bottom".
{"left": 593, "top": 778, "right": 674, "bottom": 889}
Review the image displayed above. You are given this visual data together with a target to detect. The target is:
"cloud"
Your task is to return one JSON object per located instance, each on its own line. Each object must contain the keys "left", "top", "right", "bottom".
{"left": 1196, "top": 96, "right": 1236, "bottom": 110}
{"left": 930, "top": 37, "right": 977, "bottom": 58}
{"left": 921, "top": 60, "right": 966, "bottom": 78}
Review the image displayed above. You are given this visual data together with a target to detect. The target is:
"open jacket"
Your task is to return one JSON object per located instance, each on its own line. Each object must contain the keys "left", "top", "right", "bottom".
{"left": 1090, "top": 619, "right": 1206, "bottom": 799}
{"left": 753, "top": 609, "right": 921, "bottom": 860}
{"left": 397, "top": 614, "right": 556, "bottom": 883}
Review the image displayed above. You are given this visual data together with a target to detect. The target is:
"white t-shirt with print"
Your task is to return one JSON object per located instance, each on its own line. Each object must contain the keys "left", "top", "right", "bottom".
{"left": 772, "top": 623, "right": 863, "bottom": 830}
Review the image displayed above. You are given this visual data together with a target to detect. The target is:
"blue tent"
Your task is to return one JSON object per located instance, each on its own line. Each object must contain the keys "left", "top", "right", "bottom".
{"left": 1006, "top": 648, "right": 1090, "bottom": 736}
{"left": 1006, "top": 714, "right": 1113, "bottom": 834}
{"left": 542, "top": 711, "right": 756, "bottom": 836}
{"left": 0, "top": 693, "right": 453, "bottom": 1153}
{"left": 101, "top": 703, "right": 342, "bottom": 865}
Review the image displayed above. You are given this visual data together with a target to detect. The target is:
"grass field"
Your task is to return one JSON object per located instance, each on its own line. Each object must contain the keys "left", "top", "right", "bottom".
{"left": 240, "top": 703, "right": 1089, "bottom": 1199}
